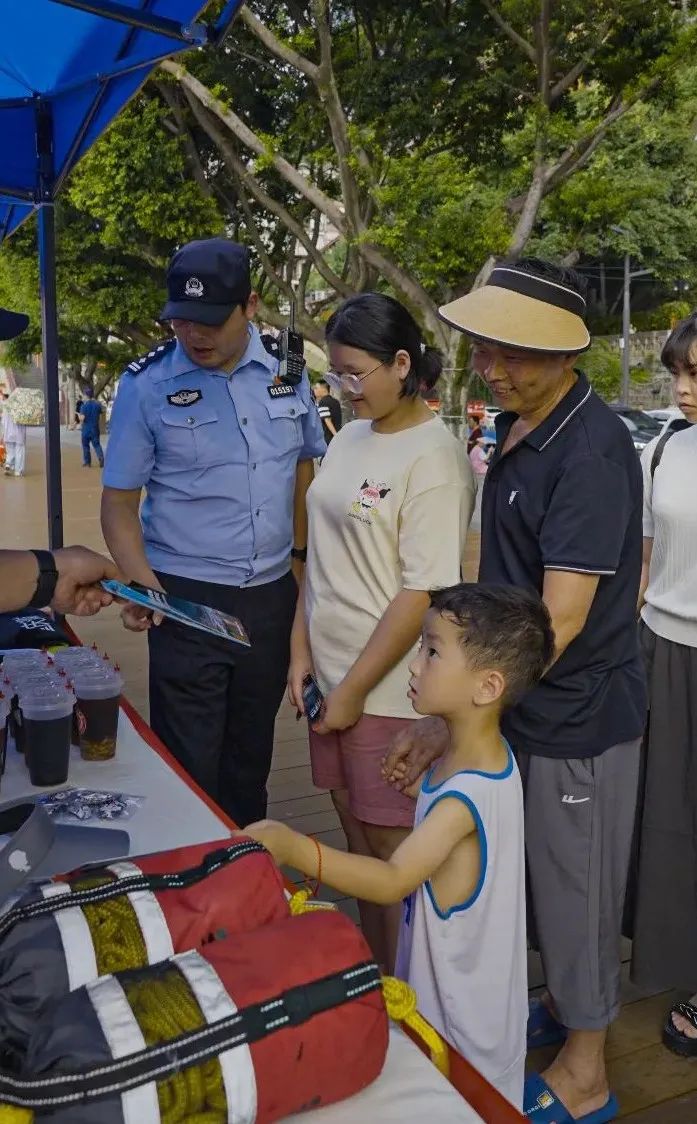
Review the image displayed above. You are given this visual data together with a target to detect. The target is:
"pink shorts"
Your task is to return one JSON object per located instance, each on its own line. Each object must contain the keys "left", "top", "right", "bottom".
{"left": 309, "top": 714, "right": 416, "bottom": 829}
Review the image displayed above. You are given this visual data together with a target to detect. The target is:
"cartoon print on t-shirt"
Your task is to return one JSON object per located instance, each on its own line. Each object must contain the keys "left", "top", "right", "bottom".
{"left": 348, "top": 479, "right": 392, "bottom": 525}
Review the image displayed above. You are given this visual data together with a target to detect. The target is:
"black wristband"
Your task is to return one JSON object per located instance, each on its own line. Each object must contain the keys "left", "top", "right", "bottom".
{"left": 291, "top": 547, "right": 307, "bottom": 563}
{"left": 28, "top": 550, "right": 59, "bottom": 609}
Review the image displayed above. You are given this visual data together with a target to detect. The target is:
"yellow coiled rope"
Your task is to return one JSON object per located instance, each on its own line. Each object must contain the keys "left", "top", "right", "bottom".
{"left": 381, "top": 976, "right": 450, "bottom": 1076}
{"left": 74, "top": 873, "right": 149, "bottom": 977}
{"left": 0, "top": 1109, "right": 32, "bottom": 1123}
{"left": 288, "top": 888, "right": 337, "bottom": 914}
{"left": 124, "top": 966, "right": 226, "bottom": 1124}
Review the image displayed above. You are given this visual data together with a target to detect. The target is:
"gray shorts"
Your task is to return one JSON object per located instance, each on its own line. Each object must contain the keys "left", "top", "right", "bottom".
{"left": 518, "top": 739, "right": 641, "bottom": 1030}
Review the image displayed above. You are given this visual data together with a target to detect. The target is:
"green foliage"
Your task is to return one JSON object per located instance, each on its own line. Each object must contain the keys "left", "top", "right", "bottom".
{"left": 633, "top": 300, "right": 692, "bottom": 331}
{"left": 581, "top": 338, "right": 652, "bottom": 402}
{"left": 1, "top": 0, "right": 696, "bottom": 379}
{"left": 582, "top": 339, "right": 624, "bottom": 401}
{"left": 68, "top": 97, "right": 222, "bottom": 250}
{"left": 367, "top": 154, "right": 511, "bottom": 298}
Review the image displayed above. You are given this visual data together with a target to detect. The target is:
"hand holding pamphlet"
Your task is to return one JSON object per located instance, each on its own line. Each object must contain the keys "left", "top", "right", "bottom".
{"left": 101, "top": 580, "right": 251, "bottom": 647}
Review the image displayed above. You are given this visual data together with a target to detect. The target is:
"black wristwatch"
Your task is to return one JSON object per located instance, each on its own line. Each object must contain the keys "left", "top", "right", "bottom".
{"left": 291, "top": 547, "right": 307, "bottom": 563}
{"left": 28, "top": 550, "right": 59, "bottom": 609}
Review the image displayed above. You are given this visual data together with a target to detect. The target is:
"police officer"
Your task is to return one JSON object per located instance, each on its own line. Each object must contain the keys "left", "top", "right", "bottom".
{"left": 101, "top": 239, "right": 326, "bottom": 826}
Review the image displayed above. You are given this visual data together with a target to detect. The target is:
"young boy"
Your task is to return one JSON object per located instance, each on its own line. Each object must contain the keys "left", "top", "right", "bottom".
{"left": 244, "top": 583, "right": 554, "bottom": 1109}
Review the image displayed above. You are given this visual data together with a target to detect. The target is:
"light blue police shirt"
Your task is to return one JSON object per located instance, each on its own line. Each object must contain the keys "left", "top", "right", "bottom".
{"left": 103, "top": 324, "right": 326, "bottom": 586}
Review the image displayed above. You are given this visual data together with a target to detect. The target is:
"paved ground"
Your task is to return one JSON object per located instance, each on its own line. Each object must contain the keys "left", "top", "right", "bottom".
{"left": 1, "top": 427, "right": 695, "bottom": 1118}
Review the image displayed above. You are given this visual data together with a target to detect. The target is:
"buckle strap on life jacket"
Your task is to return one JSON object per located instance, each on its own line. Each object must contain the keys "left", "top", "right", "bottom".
{"left": 0, "top": 840, "right": 267, "bottom": 942}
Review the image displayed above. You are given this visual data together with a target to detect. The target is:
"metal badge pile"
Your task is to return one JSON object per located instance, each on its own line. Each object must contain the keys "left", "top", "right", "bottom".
{"left": 39, "top": 788, "right": 143, "bottom": 822}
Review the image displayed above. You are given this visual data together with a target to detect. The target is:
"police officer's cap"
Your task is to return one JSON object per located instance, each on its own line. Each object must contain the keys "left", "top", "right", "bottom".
{"left": 0, "top": 307, "right": 29, "bottom": 341}
{"left": 160, "top": 238, "right": 252, "bottom": 326}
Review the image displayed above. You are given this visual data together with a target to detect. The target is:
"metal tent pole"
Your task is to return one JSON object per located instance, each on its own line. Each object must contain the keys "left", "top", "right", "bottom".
{"left": 36, "top": 97, "right": 64, "bottom": 551}
{"left": 48, "top": 0, "right": 208, "bottom": 43}
{"left": 38, "top": 202, "right": 64, "bottom": 550}
{"left": 621, "top": 252, "right": 631, "bottom": 408}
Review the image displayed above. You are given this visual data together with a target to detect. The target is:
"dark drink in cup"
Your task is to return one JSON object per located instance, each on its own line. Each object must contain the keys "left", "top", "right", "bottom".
{"left": 21, "top": 691, "right": 74, "bottom": 787}
{"left": 7, "top": 670, "right": 63, "bottom": 756}
{"left": 73, "top": 670, "right": 123, "bottom": 761}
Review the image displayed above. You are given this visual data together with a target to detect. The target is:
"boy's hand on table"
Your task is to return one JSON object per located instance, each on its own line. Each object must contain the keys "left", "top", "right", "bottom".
{"left": 237, "top": 821, "right": 297, "bottom": 867}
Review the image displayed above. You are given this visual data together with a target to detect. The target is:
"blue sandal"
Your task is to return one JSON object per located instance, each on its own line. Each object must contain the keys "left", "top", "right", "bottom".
{"left": 524, "top": 1074, "right": 618, "bottom": 1123}
{"left": 527, "top": 998, "right": 567, "bottom": 1050}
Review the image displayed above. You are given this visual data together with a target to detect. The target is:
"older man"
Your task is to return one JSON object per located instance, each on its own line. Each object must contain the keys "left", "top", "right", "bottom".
{"left": 387, "top": 259, "right": 645, "bottom": 1123}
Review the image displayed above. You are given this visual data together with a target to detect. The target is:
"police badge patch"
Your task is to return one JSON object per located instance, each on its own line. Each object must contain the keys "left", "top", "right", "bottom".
{"left": 184, "top": 276, "right": 204, "bottom": 298}
{"left": 167, "top": 389, "right": 203, "bottom": 407}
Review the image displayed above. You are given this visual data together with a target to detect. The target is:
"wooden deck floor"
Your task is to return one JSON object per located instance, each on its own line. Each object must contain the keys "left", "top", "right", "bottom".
{"left": 3, "top": 428, "right": 696, "bottom": 1119}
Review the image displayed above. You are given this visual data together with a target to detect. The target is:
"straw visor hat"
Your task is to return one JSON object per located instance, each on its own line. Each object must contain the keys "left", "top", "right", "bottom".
{"left": 439, "top": 266, "right": 591, "bottom": 354}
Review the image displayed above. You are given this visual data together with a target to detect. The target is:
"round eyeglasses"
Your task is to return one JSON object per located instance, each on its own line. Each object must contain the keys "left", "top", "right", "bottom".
{"left": 324, "top": 361, "right": 384, "bottom": 396}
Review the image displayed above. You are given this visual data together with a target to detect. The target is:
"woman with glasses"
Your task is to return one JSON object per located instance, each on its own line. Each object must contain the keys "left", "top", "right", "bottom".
{"left": 289, "top": 292, "right": 475, "bottom": 970}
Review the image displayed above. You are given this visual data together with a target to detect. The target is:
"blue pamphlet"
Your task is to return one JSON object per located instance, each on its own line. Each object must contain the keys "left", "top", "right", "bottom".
{"left": 101, "top": 580, "right": 251, "bottom": 647}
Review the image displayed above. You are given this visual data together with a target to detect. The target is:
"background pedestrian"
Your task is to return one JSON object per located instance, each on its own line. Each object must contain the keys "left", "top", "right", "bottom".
{"left": 78, "top": 385, "right": 104, "bottom": 469}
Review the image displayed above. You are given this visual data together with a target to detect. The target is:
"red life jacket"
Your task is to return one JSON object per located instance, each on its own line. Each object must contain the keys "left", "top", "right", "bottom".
{"left": 3, "top": 910, "right": 388, "bottom": 1123}
{"left": 0, "top": 837, "right": 288, "bottom": 1060}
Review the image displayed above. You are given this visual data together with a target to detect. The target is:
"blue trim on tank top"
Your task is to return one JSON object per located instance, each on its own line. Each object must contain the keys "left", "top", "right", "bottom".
{"left": 423, "top": 792, "right": 488, "bottom": 917}
{"left": 421, "top": 740, "right": 514, "bottom": 793}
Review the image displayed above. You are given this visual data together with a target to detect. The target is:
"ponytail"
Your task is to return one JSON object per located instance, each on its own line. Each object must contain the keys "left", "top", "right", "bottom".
{"left": 415, "top": 344, "right": 443, "bottom": 397}
{"left": 325, "top": 293, "right": 443, "bottom": 398}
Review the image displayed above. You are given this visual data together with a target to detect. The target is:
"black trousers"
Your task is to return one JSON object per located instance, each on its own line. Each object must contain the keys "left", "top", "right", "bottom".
{"left": 148, "top": 570, "right": 297, "bottom": 827}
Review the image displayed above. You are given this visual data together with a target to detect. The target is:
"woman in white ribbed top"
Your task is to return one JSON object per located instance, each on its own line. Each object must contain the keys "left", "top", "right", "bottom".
{"left": 631, "top": 313, "right": 697, "bottom": 1056}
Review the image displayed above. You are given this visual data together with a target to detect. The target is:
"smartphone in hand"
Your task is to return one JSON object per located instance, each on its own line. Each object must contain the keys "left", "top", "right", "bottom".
{"left": 301, "top": 674, "right": 324, "bottom": 722}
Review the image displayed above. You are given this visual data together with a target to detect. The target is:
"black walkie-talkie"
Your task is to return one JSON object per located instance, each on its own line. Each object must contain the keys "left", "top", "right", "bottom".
{"left": 278, "top": 298, "right": 305, "bottom": 386}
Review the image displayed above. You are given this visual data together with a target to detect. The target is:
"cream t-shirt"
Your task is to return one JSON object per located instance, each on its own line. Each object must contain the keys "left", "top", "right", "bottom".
{"left": 305, "top": 416, "right": 475, "bottom": 718}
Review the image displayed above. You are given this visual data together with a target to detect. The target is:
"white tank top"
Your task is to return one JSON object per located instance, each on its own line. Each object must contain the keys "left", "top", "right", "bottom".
{"left": 395, "top": 745, "right": 527, "bottom": 1109}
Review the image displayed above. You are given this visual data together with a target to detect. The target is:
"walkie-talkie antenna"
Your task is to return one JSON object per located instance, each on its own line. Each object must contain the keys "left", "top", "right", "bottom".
{"left": 289, "top": 292, "right": 296, "bottom": 333}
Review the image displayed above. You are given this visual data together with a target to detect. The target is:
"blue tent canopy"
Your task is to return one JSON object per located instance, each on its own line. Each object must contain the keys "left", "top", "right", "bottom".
{"left": 0, "top": 0, "right": 241, "bottom": 545}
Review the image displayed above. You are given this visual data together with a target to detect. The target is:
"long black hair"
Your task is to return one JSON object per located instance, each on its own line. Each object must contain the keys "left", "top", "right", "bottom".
{"left": 325, "top": 292, "right": 442, "bottom": 398}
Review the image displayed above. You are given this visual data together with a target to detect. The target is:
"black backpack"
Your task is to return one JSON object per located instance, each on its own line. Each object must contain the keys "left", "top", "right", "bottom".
{"left": 0, "top": 610, "right": 70, "bottom": 652}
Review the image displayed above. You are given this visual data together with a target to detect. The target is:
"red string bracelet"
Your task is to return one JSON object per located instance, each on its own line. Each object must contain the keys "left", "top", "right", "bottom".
{"left": 308, "top": 836, "right": 322, "bottom": 897}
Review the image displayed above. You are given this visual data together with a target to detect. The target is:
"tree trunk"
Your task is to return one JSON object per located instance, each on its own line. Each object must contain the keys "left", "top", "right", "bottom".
{"left": 439, "top": 326, "right": 467, "bottom": 417}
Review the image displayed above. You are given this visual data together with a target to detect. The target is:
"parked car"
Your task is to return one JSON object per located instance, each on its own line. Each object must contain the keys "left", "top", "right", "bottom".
{"left": 645, "top": 407, "right": 693, "bottom": 438}
{"left": 609, "top": 405, "right": 661, "bottom": 453}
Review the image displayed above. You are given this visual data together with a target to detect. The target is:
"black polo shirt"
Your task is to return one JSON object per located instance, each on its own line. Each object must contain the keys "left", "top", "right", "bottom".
{"left": 480, "top": 372, "right": 646, "bottom": 758}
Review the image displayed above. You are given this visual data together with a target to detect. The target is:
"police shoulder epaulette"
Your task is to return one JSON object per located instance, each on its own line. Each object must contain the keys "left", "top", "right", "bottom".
{"left": 260, "top": 333, "right": 281, "bottom": 360}
{"left": 125, "top": 338, "right": 176, "bottom": 376}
